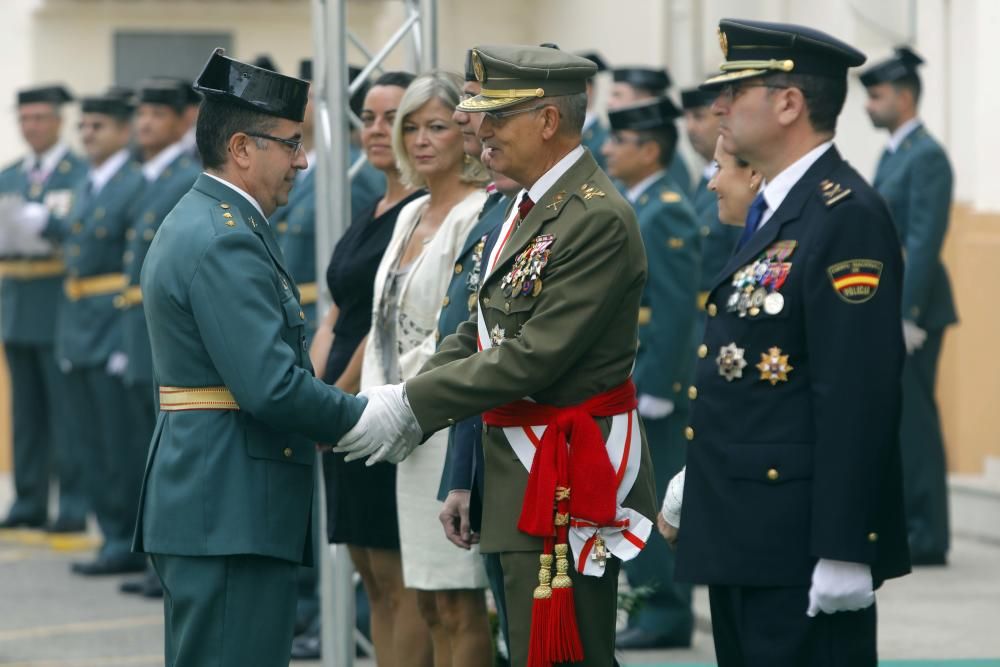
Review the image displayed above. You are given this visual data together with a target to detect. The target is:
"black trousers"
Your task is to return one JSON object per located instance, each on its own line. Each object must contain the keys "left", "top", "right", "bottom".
{"left": 708, "top": 584, "right": 876, "bottom": 667}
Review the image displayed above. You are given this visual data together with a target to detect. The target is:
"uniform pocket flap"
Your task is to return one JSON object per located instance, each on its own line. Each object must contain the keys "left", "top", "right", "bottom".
{"left": 245, "top": 427, "right": 313, "bottom": 466}
{"left": 726, "top": 442, "right": 813, "bottom": 483}
{"left": 281, "top": 296, "right": 306, "bottom": 328}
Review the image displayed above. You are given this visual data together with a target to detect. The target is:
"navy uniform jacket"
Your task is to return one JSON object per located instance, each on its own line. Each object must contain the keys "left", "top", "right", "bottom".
{"left": 873, "top": 123, "right": 957, "bottom": 330}
{"left": 133, "top": 174, "right": 365, "bottom": 564}
{"left": 675, "top": 146, "right": 910, "bottom": 588}
{"left": 48, "top": 157, "right": 145, "bottom": 366}
{"left": 0, "top": 149, "right": 88, "bottom": 344}
{"left": 273, "top": 168, "right": 318, "bottom": 337}
{"left": 436, "top": 191, "right": 508, "bottom": 502}
{"left": 120, "top": 152, "right": 200, "bottom": 386}
{"left": 632, "top": 174, "right": 701, "bottom": 407}
{"left": 693, "top": 175, "right": 742, "bottom": 295}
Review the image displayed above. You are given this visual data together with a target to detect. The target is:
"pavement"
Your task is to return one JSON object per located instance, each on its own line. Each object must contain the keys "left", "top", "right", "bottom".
{"left": 1, "top": 473, "right": 999, "bottom": 667}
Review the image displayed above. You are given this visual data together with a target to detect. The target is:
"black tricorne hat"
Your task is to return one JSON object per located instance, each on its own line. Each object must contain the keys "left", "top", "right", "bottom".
{"left": 81, "top": 87, "right": 135, "bottom": 119}
{"left": 194, "top": 48, "right": 310, "bottom": 122}
{"left": 608, "top": 96, "right": 681, "bottom": 131}
{"left": 612, "top": 67, "right": 672, "bottom": 93}
{"left": 17, "top": 85, "right": 73, "bottom": 106}
{"left": 858, "top": 46, "right": 924, "bottom": 87}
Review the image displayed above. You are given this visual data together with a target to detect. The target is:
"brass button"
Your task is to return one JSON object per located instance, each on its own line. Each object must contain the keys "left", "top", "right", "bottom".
{"left": 868, "top": 532, "right": 879, "bottom": 543}
{"left": 767, "top": 468, "right": 779, "bottom": 481}
{"left": 707, "top": 303, "right": 718, "bottom": 317}
{"left": 95, "top": 226, "right": 107, "bottom": 239}
{"left": 126, "top": 229, "right": 136, "bottom": 240}
{"left": 483, "top": 296, "right": 490, "bottom": 305}
{"left": 283, "top": 447, "right": 293, "bottom": 458}
{"left": 454, "top": 263, "right": 462, "bottom": 274}
{"left": 697, "top": 344, "right": 708, "bottom": 358}
{"left": 144, "top": 211, "right": 155, "bottom": 223}
{"left": 688, "top": 386, "right": 697, "bottom": 400}
{"left": 71, "top": 221, "right": 83, "bottom": 233}
{"left": 298, "top": 310, "right": 306, "bottom": 321}
{"left": 684, "top": 426, "right": 694, "bottom": 441}
{"left": 220, "top": 203, "right": 230, "bottom": 209}
{"left": 672, "top": 382, "right": 681, "bottom": 393}
{"left": 447, "top": 418, "right": 455, "bottom": 425}
{"left": 94, "top": 207, "right": 105, "bottom": 220}
{"left": 910, "top": 306, "right": 919, "bottom": 318}
{"left": 123, "top": 250, "right": 134, "bottom": 263}
{"left": 143, "top": 228, "right": 154, "bottom": 241}
{"left": 442, "top": 296, "right": 450, "bottom": 307}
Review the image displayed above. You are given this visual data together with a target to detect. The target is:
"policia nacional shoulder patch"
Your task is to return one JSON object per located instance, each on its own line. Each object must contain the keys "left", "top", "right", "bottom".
{"left": 827, "top": 259, "right": 883, "bottom": 303}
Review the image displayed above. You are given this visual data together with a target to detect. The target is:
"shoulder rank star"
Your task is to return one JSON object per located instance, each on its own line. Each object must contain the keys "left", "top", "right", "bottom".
{"left": 757, "top": 346, "right": 792, "bottom": 385}
{"left": 716, "top": 343, "right": 747, "bottom": 382}
{"left": 490, "top": 324, "right": 506, "bottom": 347}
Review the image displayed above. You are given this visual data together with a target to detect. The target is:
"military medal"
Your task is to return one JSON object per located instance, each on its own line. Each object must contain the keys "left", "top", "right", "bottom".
{"left": 764, "top": 292, "right": 784, "bottom": 315}
{"left": 490, "top": 324, "right": 506, "bottom": 346}
{"left": 716, "top": 343, "right": 747, "bottom": 382}
{"left": 757, "top": 346, "right": 792, "bottom": 385}
{"left": 500, "top": 234, "right": 554, "bottom": 299}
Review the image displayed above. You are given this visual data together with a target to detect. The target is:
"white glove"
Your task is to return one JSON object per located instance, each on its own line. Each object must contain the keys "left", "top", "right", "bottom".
{"left": 14, "top": 202, "right": 50, "bottom": 235}
{"left": 806, "top": 558, "right": 875, "bottom": 617}
{"left": 333, "top": 383, "right": 422, "bottom": 466}
{"left": 902, "top": 319, "right": 927, "bottom": 355}
{"left": 660, "top": 467, "right": 685, "bottom": 528}
{"left": 106, "top": 352, "right": 128, "bottom": 377}
{"left": 9, "top": 202, "right": 52, "bottom": 256}
{"left": 638, "top": 394, "right": 674, "bottom": 419}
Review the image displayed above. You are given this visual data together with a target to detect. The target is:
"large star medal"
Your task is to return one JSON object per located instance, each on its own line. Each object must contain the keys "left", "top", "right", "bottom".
{"left": 490, "top": 324, "right": 506, "bottom": 347}
{"left": 716, "top": 343, "right": 747, "bottom": 382}
{"left": 757, "top": 346, "right": 793, "bottom": 385}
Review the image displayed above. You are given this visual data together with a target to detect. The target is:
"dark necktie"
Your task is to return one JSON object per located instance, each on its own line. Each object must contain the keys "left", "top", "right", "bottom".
{"left": 736, "top": 192, "right": 768, "bottom": 251}
{"left": 518, "top": 192, "right": 534, "bottom": 220}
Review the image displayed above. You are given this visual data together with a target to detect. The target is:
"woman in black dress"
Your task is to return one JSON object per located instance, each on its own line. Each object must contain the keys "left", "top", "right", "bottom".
{"left": 308, "top": 72, "right": 428, "bottom": 666}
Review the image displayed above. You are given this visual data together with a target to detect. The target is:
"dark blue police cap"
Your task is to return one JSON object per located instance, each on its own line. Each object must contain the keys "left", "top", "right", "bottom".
{"left": 194, "top": 48, "right": 309, "bottom": 122}
{"left": 702, "top": 18, "right": 866, "bottom": 89}
{"left": 858, "top": 46, "right": 923, "bottom": 87}
{"left": 607, "top": 96, "right": 681, "bottom": 131}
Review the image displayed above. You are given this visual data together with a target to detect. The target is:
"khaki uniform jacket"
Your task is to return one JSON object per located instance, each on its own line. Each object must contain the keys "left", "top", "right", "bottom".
{"left": 406, "top": 150, "right": 658, "bottom": 553}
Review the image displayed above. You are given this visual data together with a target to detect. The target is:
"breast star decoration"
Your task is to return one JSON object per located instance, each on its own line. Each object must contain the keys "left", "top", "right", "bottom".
{"left": 756, "top": 346, "right": 793, "bottom": 385}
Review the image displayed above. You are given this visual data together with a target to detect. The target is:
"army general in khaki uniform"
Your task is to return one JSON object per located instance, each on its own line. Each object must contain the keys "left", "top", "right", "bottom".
{"left": 335, "top": 45, "right": 657, "bottom": 667}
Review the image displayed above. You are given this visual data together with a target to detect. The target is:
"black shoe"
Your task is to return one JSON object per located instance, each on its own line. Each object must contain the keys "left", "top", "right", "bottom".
{"left": 141, "top": 577, "right": 164, "bottom": 598}
{"left": 290, "top": 631, "right": 321, "bottom": 660}
{"left": 46, "top": 517, "right": 87, "bottom": 534}
{"left": 615, "top": 626, "right": 692, "bottom": 650}
{"left": 71, "top": 555, "right": 147, "bottom": 576}
{"left": 0, "top": 514, "right": 46, "bottom": 529}
{"left": 119, "top": 578, "right": 146, "bottom": 594}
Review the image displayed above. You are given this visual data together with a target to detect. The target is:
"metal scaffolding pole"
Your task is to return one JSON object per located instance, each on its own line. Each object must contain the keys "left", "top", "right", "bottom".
{"left": 308, "top": 1, "right": 436, "bottom": 665}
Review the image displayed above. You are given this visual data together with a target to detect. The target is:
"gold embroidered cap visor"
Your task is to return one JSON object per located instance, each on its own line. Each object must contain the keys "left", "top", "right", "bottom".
{"left": 700, "top": 18, "right": 866, "bottom": 91}
{"left": 457, "top": 45, "right": 597, "bottom": 113}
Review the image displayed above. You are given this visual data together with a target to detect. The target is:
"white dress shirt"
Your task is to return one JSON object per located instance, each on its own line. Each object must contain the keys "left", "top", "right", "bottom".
{"left": 758, "top": 141, "right": 834, "bottom": 228}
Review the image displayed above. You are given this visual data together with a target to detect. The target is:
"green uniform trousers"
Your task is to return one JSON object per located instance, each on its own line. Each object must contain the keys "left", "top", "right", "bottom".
{"left": 4, "top": 343, "right": 85, "bottom": 524}
{"left": 152, "top": 553, "right": 299, "bottom": 667}
{"left": 621, "top": 410, "right": 693, "bottom": 641}
{"left": 900, "top": 329, "right": 950, "bottom": 561}
{"left": 499, "top": 550, "right": 620, "bottom": 667}
{"left": 64, "top": 367, "right": 142, "bottom": 558}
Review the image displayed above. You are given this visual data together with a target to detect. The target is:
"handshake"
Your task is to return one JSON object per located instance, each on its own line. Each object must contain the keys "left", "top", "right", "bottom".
{"left": 332, "top": 383, "right": 424, "bottom": 466}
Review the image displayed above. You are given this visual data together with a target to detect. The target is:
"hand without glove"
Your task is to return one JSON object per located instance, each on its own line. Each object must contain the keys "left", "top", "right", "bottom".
{"left": 439, "top": 489, "right": 476, "bottom": 549}
{"left": 660, "top": 467, "right": 685, "bottom": 529}
{"left": 902, "top": 319, "right": 927, "bottom": 355}
{"left": 332, "top": 383, "right": 421, "bottom": 466}
{"left": 105, "top": 352, "right": 128, "bottom": 377}
{"left": 806, "top": 558, "right": 875, "bottom": 617}
{"left": 638, "top": 394, "right": 675, "bottom": 419}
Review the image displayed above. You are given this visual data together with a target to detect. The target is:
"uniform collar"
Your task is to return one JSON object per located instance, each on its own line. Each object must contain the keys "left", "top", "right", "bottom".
{"left": 886, "top": 118, "right": 922, "bottom": 153}
{"left": 142, "top": 141, "right": 186, "bottom": 182}
{"left": 23, "top": 141, "right": 69, "bottom": 176}
{"left": 89, "top": 148, "right": 132, "bottom": 195}
{"left": 759, "top": 140, "right": 834, "bottom": 228}
{"left": 524, "top": 144, "right": 586, "bottom": 205}
{"left": 625, "top": 169, "right": 666, "bottom": 204}
{"left": 203, "top": 172, "right": 267, "bottom": 221}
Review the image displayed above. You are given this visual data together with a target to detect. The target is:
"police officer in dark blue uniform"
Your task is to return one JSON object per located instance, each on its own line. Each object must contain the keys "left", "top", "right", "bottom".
{"left": 673, "top": 19, "right": 911, "bottom": 666}
{"left": 860, "top": 47, "right": 955, "bottom": 566}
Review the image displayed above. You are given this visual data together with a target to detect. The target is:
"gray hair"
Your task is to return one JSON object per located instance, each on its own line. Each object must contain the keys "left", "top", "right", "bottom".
{"left": 549, "top": 92, "right": 588, "bottom": 137}
{"left": 392, "top": 70, "right": 489, "bottom": 189}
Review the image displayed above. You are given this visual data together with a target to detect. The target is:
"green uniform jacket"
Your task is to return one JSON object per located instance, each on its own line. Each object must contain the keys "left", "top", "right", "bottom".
{"left": 406, "top": 150, "right": 658, "bottom": 553}
{"left": 49, "top": 158, "right": 145, "bottom": 366}
{"left": 582, "top": 121, "right": 610, "bottom": 170}
{"left": 0, "top": 149, "right": 88, "bottom": 344}
{"left": 273, "top": 168, "right": 318, "bottom": 336}
{"left": 632, "top": 174, "right": 702, "bottom": 405}
{"left": 133, "top": 174, "right": 366, "bottom": 564}
{"left": 121, "top": 153, "right": 200, "bottom": 385}
{"left": 873, "top": 124, "right": 957, "bottom": 330}
{"left": 693, "top": 175, "right": 742, "bottom": 292}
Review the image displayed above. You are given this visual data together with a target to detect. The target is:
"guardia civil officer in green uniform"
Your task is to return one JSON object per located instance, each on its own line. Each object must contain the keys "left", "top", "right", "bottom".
{"left": 578, "top": 51, "right": 610, "bottom": 170}
{"left": 133, "top": 49, "right": 367, "bottom": 667}
{"left": 608, "top": 66, "right": 692, "bottom": 196}
{"left": 673, "top": 20, "right": 910, "bottom": 666}
{"left": 860, "top": 47, "right": 955, "bottom": 566}
{"left": 336, "top": 45, "right": 657, "bottom": 667}
{"left": 601, "top": 97, "right": 700, "bottom": 650}
{"left": 0, "top": 85, "right": 88, "bottom": 531}
{"left": 45, "top": 89, "right": 147, "bottom": 573}
{"left": 682, "top": 85, "right": 742, "bottom": 323}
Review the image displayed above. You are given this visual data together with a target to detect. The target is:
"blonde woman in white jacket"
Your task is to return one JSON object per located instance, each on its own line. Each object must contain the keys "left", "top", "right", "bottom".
{"left": 361, "top": 70, "right": 492, "bottom": 667}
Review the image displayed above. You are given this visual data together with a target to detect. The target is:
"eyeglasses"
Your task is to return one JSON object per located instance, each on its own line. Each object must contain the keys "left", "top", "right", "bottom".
{"left": 716, "top": 82, "right": 790, "bottom": 102}
{"left": 482, "top": 104, "right": 550, "bottom": 125}
{"left": 245, "top": 132, "right": 304, "bottom": 155}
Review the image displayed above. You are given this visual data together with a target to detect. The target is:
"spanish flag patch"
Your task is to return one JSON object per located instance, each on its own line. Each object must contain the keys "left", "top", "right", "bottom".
{"left": 827, "top": 259, "right": 883, "bottom": 303}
